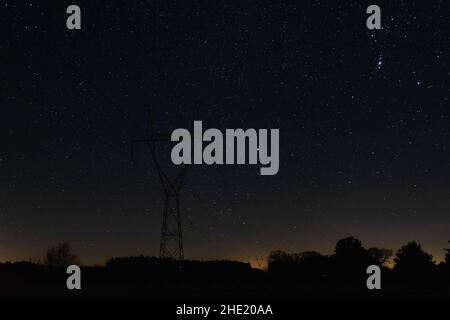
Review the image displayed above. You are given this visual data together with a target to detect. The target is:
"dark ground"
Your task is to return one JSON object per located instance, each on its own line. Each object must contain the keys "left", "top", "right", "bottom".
{"left": 1, "top": 256, "right": 450, "bottom": 300}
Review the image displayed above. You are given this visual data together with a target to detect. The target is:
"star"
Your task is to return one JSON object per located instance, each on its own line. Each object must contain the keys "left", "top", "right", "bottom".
{"left": 376, "top": 55, "right": 384, "bottom": 70}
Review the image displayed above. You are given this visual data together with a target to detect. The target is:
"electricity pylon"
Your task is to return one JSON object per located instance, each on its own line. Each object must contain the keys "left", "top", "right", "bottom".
{"left": 132, "top": 113, "right": 187, "bottom": 260}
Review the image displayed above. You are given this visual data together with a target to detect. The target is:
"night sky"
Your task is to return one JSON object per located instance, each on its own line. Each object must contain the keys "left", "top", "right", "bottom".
{"left": 1, "top": 0, "right": 450, "bottom": 266}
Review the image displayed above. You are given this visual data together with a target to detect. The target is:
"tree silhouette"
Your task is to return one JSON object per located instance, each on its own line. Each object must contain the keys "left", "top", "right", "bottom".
{"left": 267, "top": 250, "right": 330, "bottom": 286}
{"left": 267, "top": 250, "right": 293, "bottom": 266}
{"left": 295, "top": 251, "right": 324, "bottom": 262}
{"left": 294, "top": 251, "right": 329, "bottom": 284}
{"left": 267, "top": 250, "right": 296, "bottom": 277}
{"left": 444, "top": 241, "right": 450, "bottom": 265}
{"left": 334, "top": 236, "right": 369, "bottom": 261}
{"left": 44, "top": 242, "right": 79, "bottom": 267}
{"left": 367, "top": 247, "right": 393, "bottom": 266}
{"left": 394, "top": 241, "right": 435, "bottom": 284}
{"left": 332, "top": 236, "right": 372, "bottom": 286}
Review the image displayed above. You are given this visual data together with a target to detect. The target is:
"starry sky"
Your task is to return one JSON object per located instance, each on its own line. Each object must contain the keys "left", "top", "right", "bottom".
{"left": 1, "top": 0, "right": 450, "bottom": 266}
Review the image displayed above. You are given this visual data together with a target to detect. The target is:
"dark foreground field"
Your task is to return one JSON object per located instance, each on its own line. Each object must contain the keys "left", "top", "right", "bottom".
{"left": 1, "top": 256, "right": 450, "bottom": 300}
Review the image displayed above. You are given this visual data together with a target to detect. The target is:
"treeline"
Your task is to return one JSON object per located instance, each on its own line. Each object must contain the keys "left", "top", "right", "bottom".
{"left": 267, "top": 236, "right": 450, "bottom": 294}
{"left": 105, "top": 255, "right": 263, "bottom": 287}
{"left": 1, "top": 237, "right": 450, "bottom": 298}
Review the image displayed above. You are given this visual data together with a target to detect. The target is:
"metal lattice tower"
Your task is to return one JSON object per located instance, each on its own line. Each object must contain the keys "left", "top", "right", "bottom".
{"left": 159, "top": 167, "right": 187, "bottom": 260}
{"left": 132, "top": 114, "right": 188, "bottom": 260}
